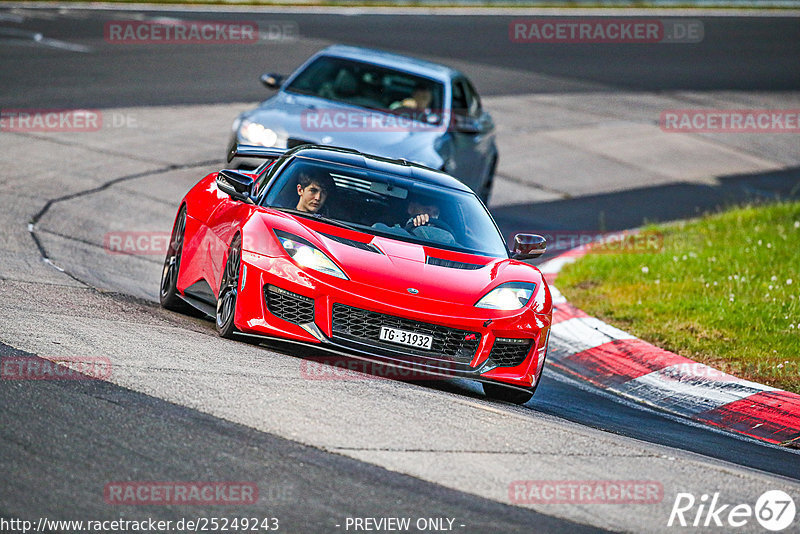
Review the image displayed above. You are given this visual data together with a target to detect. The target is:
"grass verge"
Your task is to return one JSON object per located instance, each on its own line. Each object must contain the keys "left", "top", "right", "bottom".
{"left": 556, "top": 201, "right": 800, "bottom": 393}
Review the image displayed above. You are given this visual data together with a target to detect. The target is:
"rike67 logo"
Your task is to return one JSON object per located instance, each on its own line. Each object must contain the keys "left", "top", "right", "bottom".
{"left": 668, "top": 490, "right": 796, "bottom": 531}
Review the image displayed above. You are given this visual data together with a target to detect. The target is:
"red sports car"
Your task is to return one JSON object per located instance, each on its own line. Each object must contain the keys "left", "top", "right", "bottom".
{"left": 160, "top": 144, "right": 551, "bottom": 404}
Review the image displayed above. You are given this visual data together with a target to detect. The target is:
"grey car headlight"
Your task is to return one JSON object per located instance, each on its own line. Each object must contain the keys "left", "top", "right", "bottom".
{"left": 239, "top": 120, "right": 279, "bottom": 147}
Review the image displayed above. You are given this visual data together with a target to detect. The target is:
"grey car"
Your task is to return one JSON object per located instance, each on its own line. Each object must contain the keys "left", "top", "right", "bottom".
{"left": 229, "top": 45, "right": 498, "bottom": 201}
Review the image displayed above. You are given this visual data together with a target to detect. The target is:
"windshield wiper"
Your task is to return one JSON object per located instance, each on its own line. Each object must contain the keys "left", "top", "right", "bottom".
{"left": 288, "top": 89, "right": 387, "bottom": 114}
{"left": 284, "top": 87, "right": 318, "bottom": 97}
{"left": 273, "top": 208, "right": 360, "bottom": 232}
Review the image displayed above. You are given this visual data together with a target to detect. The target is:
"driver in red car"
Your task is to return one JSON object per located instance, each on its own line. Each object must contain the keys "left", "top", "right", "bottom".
{"left": 403, "top": 196, "right": 454, "bottom": 245}
{"left": 407, "top": 199, "right": 440, "bottom": 228}
{"left": 369, "top": 193, "right": 454, "bottom": 245}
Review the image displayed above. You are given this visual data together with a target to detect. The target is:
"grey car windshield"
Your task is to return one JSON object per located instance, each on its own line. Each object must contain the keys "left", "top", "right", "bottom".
{"left": 284, "top": 56, "right": 445, "bottom": 126}
{"left": 263, "top": 158, "right": 508, "bottom": 258}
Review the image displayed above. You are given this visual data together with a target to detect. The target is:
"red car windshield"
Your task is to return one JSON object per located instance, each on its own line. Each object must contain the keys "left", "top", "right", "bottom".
{"left": 263, "top": 158, "right": 508, "bottom": 258}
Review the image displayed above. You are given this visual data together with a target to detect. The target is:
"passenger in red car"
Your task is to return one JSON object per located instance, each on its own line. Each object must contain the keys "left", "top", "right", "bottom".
{"left": 296, "top": 172, "right": 332, "bottom": 213}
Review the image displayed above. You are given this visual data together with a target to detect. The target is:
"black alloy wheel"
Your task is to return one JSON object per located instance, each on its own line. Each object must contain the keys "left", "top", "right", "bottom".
{"left": 216, "top": 234, "right": 242, "bottom": 338}
{"left": 160, "top": 206, "right": 191, "bottom": 312}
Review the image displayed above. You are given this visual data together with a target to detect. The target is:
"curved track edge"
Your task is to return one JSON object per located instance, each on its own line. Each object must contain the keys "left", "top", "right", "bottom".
{"left": 540, "top": 246, "right": 800, "bottom": 448}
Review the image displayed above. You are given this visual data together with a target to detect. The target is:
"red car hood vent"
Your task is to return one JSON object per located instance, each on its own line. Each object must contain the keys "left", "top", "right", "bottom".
{"left": 321, "top": 236, "right": 501, "bottom": 305}
{"left": 318, "top": 232, "right": 383, "bottom": 254}
{"left": 425, "top": 256, "right": 485, "bottom": 270}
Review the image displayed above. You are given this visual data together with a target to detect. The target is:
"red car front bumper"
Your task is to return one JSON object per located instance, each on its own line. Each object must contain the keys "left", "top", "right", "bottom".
{"left": 234, "top": 250, "right": 551, "bottom": 389}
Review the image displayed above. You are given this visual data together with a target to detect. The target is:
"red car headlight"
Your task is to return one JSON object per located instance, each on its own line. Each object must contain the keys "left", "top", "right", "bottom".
{"left": 274, "top": 230, "right": 348, "bottom": 280}
{"left": 475, "top": 282, "right": 536, "bottom": 310}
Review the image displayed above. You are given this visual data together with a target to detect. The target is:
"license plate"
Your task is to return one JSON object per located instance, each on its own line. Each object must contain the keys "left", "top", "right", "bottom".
{"left": 379, "top": 326, "right": 433, "bottom": 350}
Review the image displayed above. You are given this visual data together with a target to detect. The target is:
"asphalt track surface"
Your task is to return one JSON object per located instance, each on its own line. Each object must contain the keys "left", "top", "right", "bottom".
{"left": 0, "top": 341, "right": 600, "bottom": 534}
{"left": 2, "top": 6, "right": 800, "bottom": 533}
{"left": 1, "top": 10, "right": 799, "bottom": 108}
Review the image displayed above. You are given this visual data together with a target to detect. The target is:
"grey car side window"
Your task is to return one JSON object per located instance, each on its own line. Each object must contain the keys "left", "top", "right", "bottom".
{"left": 452, "top": 79, "right": 481, "bottom": 119}
{"left": 462, "top": 79, "right": 482, "bottom": 118}
{"left": 451, "top": 80, "right": 469, "bottom": 117}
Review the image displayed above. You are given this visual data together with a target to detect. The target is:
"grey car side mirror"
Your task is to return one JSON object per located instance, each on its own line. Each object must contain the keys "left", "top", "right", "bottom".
{"left": 260, "top": 73, "right": 284, "bottom": 90}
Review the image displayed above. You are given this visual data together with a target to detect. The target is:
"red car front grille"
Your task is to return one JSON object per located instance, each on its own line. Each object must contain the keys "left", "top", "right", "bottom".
{"left": 330, "top": 303, "right": 480, "bottom": 365}
{"left": 265, "top": 285, "right": 315, "bottom": 325}
{"left": 488, "top": 339, "right": 533, "bottom": 368}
